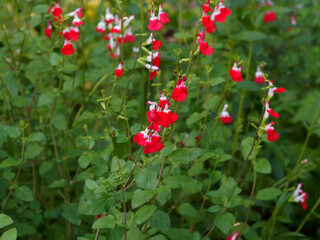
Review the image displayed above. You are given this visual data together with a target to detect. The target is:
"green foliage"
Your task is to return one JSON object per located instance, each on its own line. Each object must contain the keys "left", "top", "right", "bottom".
{"left": 0, "top": 0, "right": 319, "bottom": 239}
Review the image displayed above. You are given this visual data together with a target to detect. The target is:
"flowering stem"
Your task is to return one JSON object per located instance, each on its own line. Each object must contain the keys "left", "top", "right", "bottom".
{"left": 239, "top": 154, "right": 257, "bottom": 237}
{"left": 284, "top": 103, "right": 320, "bottom": 188}
{"left": 189, "top": 182, "right": 212, "bottom": 232}
{"left": 296, "top": 196, "right": 320, "bottom": 232}
{"left": 211, "top": 42, "right": 233, "bottom": 132}
{"left": 232, "top": 41, "right": 253, "bottom": 154}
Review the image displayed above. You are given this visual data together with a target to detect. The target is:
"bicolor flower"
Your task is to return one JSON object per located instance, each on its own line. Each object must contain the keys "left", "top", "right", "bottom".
{"left": 96, "top": 17, "right": 106, "bottom": 33}
{"left": 265, "top": 121, "right": 279, "bottom": 142}
{"left": 148, "top": 9, "right": 163, "bottom": 31}
{"left": 124, "top": 27, "right": 136, "bottom": 43}
{"left": 229, "top": 61, "right": 243, "bottom": 82}
{"left": 201, "top": 0, "right": 213, "bottom": 13}
{"left": 211, "top": 1, "right": 232, "bottom": 23}
{"left": 264, "top": 0, "right": 277, "bottom": 23}
{"left": 44, "top": 20, "right": 52, "bottom": 38}
{"left": 264, "top": 102, "right": 279, "bottom": 119}
{"left": 293, "top": 183, "right": 308, "bottom": 210}
{"left": 227, "top": 231, "right": 240, "bottom": 240}
{"left": 268, "top": 80, "right": 286, "bottom": 98}
{"left": 123, "top": 15, "right": 135, "bottom": 27}
{"left": 220, "top": 104, "right": 232, "bottom": 124}
{"left": 144, "top": 133, "right": 164, "bottom": 154}
{"left": 51, "top": 1, "right": 63, "bottom": 21}
{"left": 254, "top": 66, "right": 265, "bottom": 84}
{"left": 69, "top": 26, "right": 79, "bottom": 41}
{"left": 61, "top": 40, "right": 75, "bottom": 55}
{"left": 115, "top": 62, "right": 123, "bottom": 77}
{"left": 105, "top": 8, "right": 114, "bottom": 24}
{"left": 158, "top": 4, "right": 170, "bottom": 24}
{"left": 172, "top": 77, "right": 188, "bottom": 102}
{"left": 202, "top": 13, "right": 216, "bottom": 33}
{"left": 159, "top": 91, "right": 168, "bottom": 108}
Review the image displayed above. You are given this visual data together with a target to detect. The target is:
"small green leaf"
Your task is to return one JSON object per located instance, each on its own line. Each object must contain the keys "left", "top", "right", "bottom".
{"left": 210, "top": 77, "right": 225, "bottom": 87}
{"left": 132, "top": 189, "right": 155, "bottom": 209}
{"left": 236, "top": 31, "right": 267, "bottom": 41}
{"left": 0, "top": 214, "right": 14, "bottom": 228}
{"left": 0, "top": 228, "right": 17, "bottom": 240}
{"left": 134, "top": 205, "right": 157, "bottom": 224}
{"left": 49, "top": 179, "right": 67, "bottom": 189}
{"left": 52, "top": 114, "right": 67, "bottom": 131}
{"left": 39, "top": 161, "right": 53, "bottom": 176}
{"left": 78, "top": 154, "right": 93, "bottom": 169}
{"left": 150, "top": 210, "right": 171, "bottom": 234}
{"left": 186, "top": 112, "right": 205, "bottom": 126}
{"left": 29, "top": 14, "right": 41, "bottom": 28}
{"left": 214, "top": 213, "right": 236, "bottom": 234}
{"left": 257, "top": 188, "right": 282, "bottom": 201}
{"left": 254, "top": 158, "right": 271, "bottom": 174}
{"left": 14, "top": 186, "right": 33, "bottom": 202}
{"left": 49, "top": 52, "right": 63, "bottom": 66}
{"left": 3, "top": 126, "right": 21, "bottom": 138}
{"left": 27, "top": 132, "right": 46, "bottom": 142}
{"left": 135, "top": 168, "right": 157, "bottom": 191}
{"left": 0, "top": 158, "right": 20, "bottom": 169}
{"left": 177, "top": 203, "right": 197, "bottom": 218}
{"left": 25, "top": 143, "right": 44, "bottom": 159}
{"left": 92, "top": 215, "right": 116, "bottom": 229}
{"left": 38, "top": 92, "right": 55, "bottom": 107}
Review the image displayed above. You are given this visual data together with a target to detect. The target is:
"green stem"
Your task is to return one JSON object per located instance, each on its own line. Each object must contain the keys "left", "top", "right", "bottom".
{"left": 232, "top": 41, "right": 253, "bottom": 154}
{"left": 297, "top": 197, "right": 320, "bottom": 232}
{"left": 1, "top": 125, "right": 26, "bottom": 211}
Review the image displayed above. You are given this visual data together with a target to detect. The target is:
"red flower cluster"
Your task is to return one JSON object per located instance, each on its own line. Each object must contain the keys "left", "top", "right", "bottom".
{"left": 147, "top": 4, "right": 170, "bottom": 32}
{"left": 293, "top": 183, "right": 308, "bottom": 210}
{"left": 220, "top": 104, "right": 232, "bottom": 124}
{"left": 229, "top": 61, "right": 243, "bottom": 82}
{"left": 197, "top": 30, "right": 213, "bottom": 56}
{"left": 172, "top": 77, "right": 188, "bottom": 102}
{"left": 134, "top": 92, "right": 178, "bottom": 154}
{"left": 45, "top": 2, "right": 84, "bottom": 56}
{"left": 201, "top": 0, "right": 231, "bottom": 33}
{"left": 144, "top": 5, "right": 167, "bottom": 81}
{"left": 263, "top": 0, "right": 277, "bottom": 23}
{"left": 48, "top": 1, "right": 63, "bottom": 22}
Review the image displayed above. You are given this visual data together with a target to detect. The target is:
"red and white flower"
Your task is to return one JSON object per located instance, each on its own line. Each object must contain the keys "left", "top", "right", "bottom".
{"left": 220, "top": 104, "right": 232, "bottom": 124}
{"left": 293, "top": 183, "right": 308, "bottom": 210}
{"left": 105, "top": 7, "right": 114, "bottom": 24}
{"left": 196, "top": 30, "right": 213, "bottom": 56}
{"left": 268, "top": 80, "right": 286, "bottom": 98}
{"left": 227, "top": 231, "right": 240, "bottom": 240}
{"left": 229, "top": 61, "right": 243, "bottom": 82}
{"left": 51, "top": 1, "right": 63, "bottom": 21}
{"left": 115, "top": 62, "right": 123, "bottom": 77}
{"left": 264, "top": 0, "right": 277, "bottom": 23}
{"left": 96, "top": 17, "right": 106, "bottom": 33}
{"left": 265, "top": 121, "right": 279, "bottom": 142}
{"left": 69, "top": 26, "right": 79, "bottom": 41}
{"left": 211, "top": 1, "right": 232, "bottom": 23}
{"left": 254, "top": 66, "right": 265, "bottom": 84}
{"left": 61, "top": 40, "right": 75, "bottom": 55}
{"left": 158, "top": 4, "right": 170, "bottom": 24}
{"left": 264, "top": 102, "right": 279, "bottom": 119}
{"left": 172, "top": 77, "right": 188, "bottom": 102}
{"left": 44, "top": 20, "right": 52, "bottom": 38}
{"left": 123, "top": 15, "right": 135, "bottom": 27}
{"left": 148, "top": 9, "right": 163, "bottom": 31}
